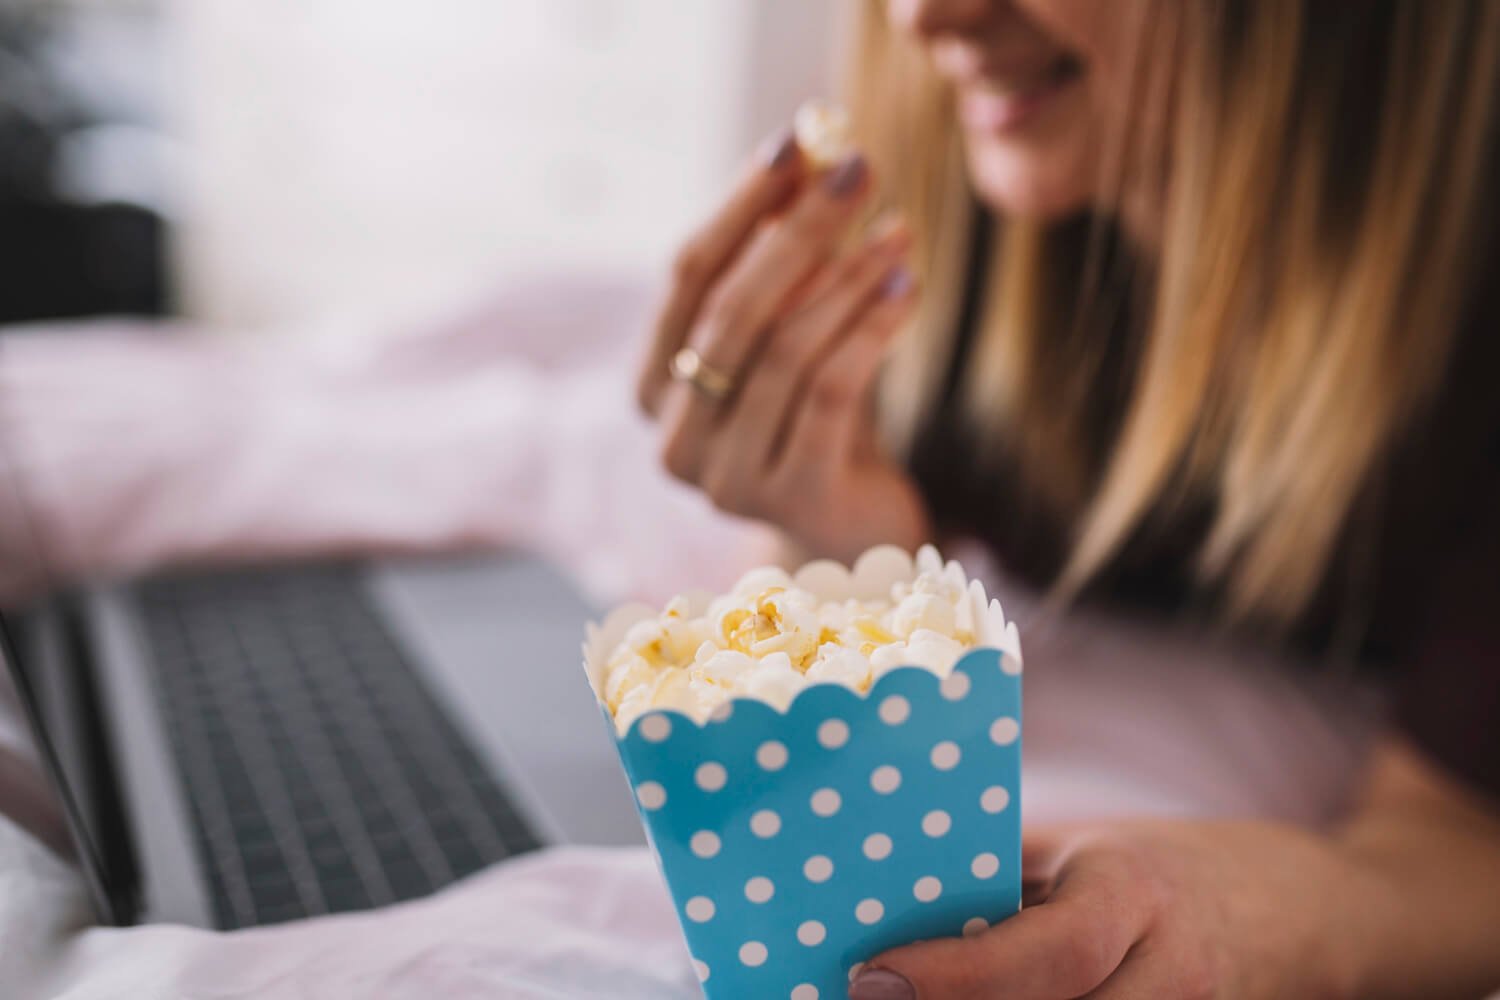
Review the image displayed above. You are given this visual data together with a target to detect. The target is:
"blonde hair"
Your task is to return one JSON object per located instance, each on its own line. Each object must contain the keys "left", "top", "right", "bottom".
{"left": 847, "top": 0, "right": 1500, "bottom": 625}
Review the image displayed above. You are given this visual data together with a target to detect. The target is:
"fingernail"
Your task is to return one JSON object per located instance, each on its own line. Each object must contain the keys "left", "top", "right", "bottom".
{"left": 850, "top": 968, "right": 916, "bottom": 1000}
{"left": 823, "top": 153, "right": 868, "bottom": 197}
{"left": 881, "top": 264, "right": 914, "bottom": 299}
{"left": 761, "top": 128, "right": 799, "bottom": 170}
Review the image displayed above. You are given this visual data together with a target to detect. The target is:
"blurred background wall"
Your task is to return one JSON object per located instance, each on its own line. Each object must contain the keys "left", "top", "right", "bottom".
{"left": 0, "top": 0, "right": 842, "bottom": 332}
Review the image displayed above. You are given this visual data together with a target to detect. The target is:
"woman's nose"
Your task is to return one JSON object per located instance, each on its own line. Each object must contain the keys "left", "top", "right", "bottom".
{"left": 887, "top": 0, "right": 993, "bottom": 39}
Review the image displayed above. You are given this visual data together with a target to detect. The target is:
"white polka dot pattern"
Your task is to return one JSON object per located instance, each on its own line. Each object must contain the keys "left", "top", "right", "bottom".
{"left": 921, "top": 810, "right": 951, "bottom": 837}
{"left": 990, "top": 716, "right": 1020, "bottom": 746}
{"left": 745, "top": 876, "right": 775, "bottom": 903}
{"left": 750, "top": 809, "right": 781, "bottom": 838}
{"left": 696, "top": 762, "right": 727, "bottom": 792}
{"left": 817, "top": 719, "right": 850, "bottom": 749}
{"left": 931, "top": 741, "right": 961, "bottom": 770}
{"left": 803, "top": 855, "right": 834, "bottom": 883}
{"left": 797, "top": 920, "right": 826, "bottom": 946}
{"left": 878, "top": 695, "right": 910, "bottom": 725}
{"left": 870, "top": 765, "right": 902, "bottom": 794}
{"left": 635, "top": 781, "right": 666, "bottom": 810}
{"left": 639, "top": 715, "right": 671, "bottom": 743}
{"left": 756, "top": 740, "right": 789, "bottom": 771}
{"left": 940, "top": 672, "right": 971, "bottom": 700}
{"left": 612, "top": 647, "right": 1020, "bottom": 999}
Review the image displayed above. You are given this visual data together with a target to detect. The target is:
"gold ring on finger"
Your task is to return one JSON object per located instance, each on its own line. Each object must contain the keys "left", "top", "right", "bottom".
{"left": 670, "top": 347, "right": 736, "bottom": 403}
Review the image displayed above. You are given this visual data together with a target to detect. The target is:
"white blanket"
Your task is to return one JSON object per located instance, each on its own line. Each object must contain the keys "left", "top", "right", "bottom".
{"left": 0, "top": 823, "right": 697, "bottom": 1000}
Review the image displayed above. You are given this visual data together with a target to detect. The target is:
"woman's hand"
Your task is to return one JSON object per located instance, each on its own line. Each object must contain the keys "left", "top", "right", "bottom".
{"left": 852, "top": 739, "right": 1500, "bottom": 1000}
{"left": 637, "top": 132, "right": 933, "bottom": 564}
{"left": 852, "top": 819, "right": 1378, "bottom": 1000}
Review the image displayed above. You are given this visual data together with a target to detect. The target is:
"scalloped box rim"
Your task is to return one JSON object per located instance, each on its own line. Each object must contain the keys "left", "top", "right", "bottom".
{"left": 611, "top": 645, "right": 1021, "bottom": 743}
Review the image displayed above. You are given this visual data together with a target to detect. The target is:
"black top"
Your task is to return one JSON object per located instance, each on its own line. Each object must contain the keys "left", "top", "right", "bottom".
{"left": 908, "top": 214, "right": 1500, "bottom": 801}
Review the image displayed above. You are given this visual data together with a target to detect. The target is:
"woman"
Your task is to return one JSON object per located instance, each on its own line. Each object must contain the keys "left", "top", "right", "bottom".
{"left": 638, "top": 1, "right": 1500, "bottom": 997}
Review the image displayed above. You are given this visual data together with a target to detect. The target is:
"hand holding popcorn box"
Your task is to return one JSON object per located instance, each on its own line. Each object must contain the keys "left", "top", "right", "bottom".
{"left": 583, "top": 545, "right": 1022, "bottom": 998}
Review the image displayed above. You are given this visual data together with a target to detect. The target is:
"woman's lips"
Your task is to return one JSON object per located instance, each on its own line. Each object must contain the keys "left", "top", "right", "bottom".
{"left": 959, "top": 61, "right": 1081, "bottom": 134}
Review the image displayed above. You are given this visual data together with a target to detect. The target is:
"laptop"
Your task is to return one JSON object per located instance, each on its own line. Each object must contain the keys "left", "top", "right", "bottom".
{"left": 1, "top": 554, "right": 642, "bottom": 930}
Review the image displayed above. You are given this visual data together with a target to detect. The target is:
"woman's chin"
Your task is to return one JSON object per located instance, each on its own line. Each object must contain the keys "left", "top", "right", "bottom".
{"left": 964, "top": 137, "right": 1092, "bottom": 222}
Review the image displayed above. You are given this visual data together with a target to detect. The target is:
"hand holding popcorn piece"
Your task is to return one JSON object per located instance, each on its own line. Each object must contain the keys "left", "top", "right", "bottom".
{"left": 637, "top": 100, "right": 933, "bottom": 564}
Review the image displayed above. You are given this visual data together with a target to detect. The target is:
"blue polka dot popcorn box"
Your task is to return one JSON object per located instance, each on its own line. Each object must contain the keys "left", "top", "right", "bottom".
{"left": 582, "top": 546, "right": 1023, "bottom": 1000}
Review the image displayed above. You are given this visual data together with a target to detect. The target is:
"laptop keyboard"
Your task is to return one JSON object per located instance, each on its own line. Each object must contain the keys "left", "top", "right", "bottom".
{"left": 133, "top": 564, "right": 542, "bottom": 928}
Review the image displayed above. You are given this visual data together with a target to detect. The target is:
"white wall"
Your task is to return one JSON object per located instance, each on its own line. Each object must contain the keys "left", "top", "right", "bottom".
{"left": 167, "top": 0, "right": 839, "bottom": 329}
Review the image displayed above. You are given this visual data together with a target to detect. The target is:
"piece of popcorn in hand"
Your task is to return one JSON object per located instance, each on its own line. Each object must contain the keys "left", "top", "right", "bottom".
{"left": 794, "top": 99, "right": 853, "bottom": 169}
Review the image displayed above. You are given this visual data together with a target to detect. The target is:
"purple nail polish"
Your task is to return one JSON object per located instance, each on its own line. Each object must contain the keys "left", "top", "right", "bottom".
{"left": 850, "top": 968, "right": 916, "bottom": 1000}
{"left": 824, "top": 153, "right": 868, "bottom": 197}
{"left": 761, "top": 128, "right": 799, "bottom": 170}
{"left": 881, "top": 265, "right": 914, "bottom": 299}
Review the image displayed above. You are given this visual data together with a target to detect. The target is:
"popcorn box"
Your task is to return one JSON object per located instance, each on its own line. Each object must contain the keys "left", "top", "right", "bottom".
{"left": 583, "top": 547, "right": 1022, "bottom": 1000}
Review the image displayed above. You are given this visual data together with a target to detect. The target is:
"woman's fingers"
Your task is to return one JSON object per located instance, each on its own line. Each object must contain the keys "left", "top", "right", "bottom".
{"left": 636, "top": 130, "right": 803, "bottom": 416}
{"left": 657, "top": 153, "right": 874, "bottom": 483}
{"left": 1078, "top": 950, "right": 1161, "bottom": 1000}
{"left": 686, "top": 153, "right": 872, "bottom": 377}
{"left": 699, "top": 221, "right": 912, "bottom": 512}
{"left": 856, "top": 850, "right": 1151, "bottom": 999}
{"left": 772, "top": 263, "right": 916, "bottom": 480}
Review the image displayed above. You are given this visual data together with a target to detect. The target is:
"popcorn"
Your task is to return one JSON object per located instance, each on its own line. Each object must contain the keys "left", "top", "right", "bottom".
{"left": 899, "top": 629, "right": 968, "bottom": 674}
{"left": 892, "top": 592, "right": 957, "bottom": 638}
{"left": 805, "top": 645, "right": 873, "bottom": 689}
{"left": 793, "top": 99, "right": 853, "bottom": 169}
{"left": 600, "top": 548, "right": 983, "bottom": 732}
